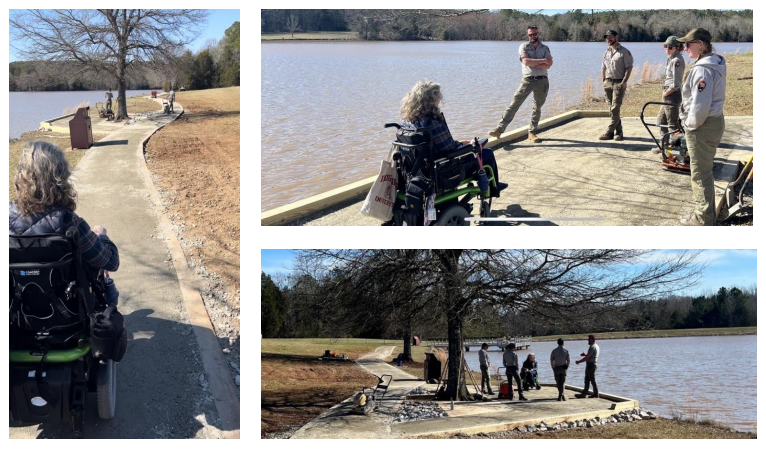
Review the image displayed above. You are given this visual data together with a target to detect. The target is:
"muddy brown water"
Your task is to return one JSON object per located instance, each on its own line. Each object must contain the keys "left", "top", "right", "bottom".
{"left": 463, "top": 334, "right": 756, "bottom": 432}
{"left": 261, "top": 41, "right": 753, "bottom": 211}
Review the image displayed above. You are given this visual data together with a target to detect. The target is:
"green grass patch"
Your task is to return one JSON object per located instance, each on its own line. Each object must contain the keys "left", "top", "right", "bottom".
{"left": 262, "top": 338, "right": 394, "bottom": 360}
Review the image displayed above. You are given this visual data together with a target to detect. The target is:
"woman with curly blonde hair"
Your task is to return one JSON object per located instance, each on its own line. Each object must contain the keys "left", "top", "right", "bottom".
{"left": 400, "top": 80, "right": 507, "bottom": 197}
{"left": 10, "top": 141, "right": 120, "bottom": 300}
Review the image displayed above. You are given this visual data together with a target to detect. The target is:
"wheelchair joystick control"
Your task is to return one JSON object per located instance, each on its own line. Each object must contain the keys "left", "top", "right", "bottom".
{"left": 104, "top": 277, "right": 119, "bottom": 306}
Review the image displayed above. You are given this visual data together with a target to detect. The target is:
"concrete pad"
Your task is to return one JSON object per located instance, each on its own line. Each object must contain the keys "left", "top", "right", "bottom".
{"left": 291, "top": 348, "right": 638, "bottom": 439}
{"left": 294, "top": 116, "right": 752, "bottom": 226}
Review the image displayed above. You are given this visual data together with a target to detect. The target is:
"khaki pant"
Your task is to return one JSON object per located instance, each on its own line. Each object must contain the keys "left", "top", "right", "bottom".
{"left": 497, "top": 77, "right": 549, "bottom": 133}
{"left": 687, "top": 115, "right": 725, "bottom": 225}
{"left": 480, "top": 365, "right": 493, "bottom": 393}
{"left": 603, "top": 79, "right": 626, "bottom": 135}
{"left": 657, "top": 90, "right": 682, "bottom": 137}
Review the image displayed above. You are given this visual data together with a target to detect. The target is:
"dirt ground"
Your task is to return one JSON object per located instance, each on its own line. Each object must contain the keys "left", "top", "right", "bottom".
{"left": 449, "top": 418, "right": 755, "bottom": 439}
{"left": 261, "top": 354, "right": 377, "bottom": 438}
{"left": 144, "top": 87, "right": 240, "bottom": 372}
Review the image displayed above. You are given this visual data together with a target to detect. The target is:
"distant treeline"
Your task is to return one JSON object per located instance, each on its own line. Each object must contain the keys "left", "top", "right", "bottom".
{"left": 261, "top": 9, "right": 753, "bottom": 42}
{"left": 262, "top": 271, "right": 756, "bottom": 339}
{"left": 10, "top": 21, "right": 240, "bottom": 92}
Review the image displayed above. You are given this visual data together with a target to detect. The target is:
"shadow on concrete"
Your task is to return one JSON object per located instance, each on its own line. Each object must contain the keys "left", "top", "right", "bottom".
{"left": 10, "top": 309, "right": 238, "bottom": 439}
{"left": 92, "top": 140, "right": 130, "bottom": 147}
{"left": 486, "top": 205, "right": 559, "bottom": 226}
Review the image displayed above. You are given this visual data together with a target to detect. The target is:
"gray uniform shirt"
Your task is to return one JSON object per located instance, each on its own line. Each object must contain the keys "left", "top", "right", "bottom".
{"left": 664, "top": 53, "right": 685, "bottom": 90}
{"left": 105, "top": 91, "right": 113, "bottom": 101}
{"left": 479, "top": 349, "right": 491, "bottom": 368}
{"left": 519, "top": 41, "right": 551, "bottom": 77}
{"left": 550, "top": 346, "right": 569, "bottom": 367}
{"left": 602, "top": 44, "right": 634, "bottom": 80}
{"left": 587, "top": 343, "right": 600, "bottom": 364}
{"left": 503, "top": 350, "right": 519, "bottom": 368}
{"left": 168, "top": 90, "right": 176, "bottom": 101}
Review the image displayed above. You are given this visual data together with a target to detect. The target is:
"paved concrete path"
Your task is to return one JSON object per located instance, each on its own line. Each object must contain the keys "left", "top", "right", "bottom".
{"left": 10, "top": 104, "right": 236, "bottom": 438}
{"left": 291, "top": 346, "right": 638, "bottom": 439}
{"left": 297, "top": 116, "right": 752, "bottom": 226}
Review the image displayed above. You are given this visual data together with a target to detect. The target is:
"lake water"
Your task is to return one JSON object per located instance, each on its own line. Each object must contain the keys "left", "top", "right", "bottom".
{"left": 261, "top": 41, "right": 753, "bottom": 211}
{"left": 9, "top": 90, "right": 152, "bottom": 139}
{"left": 463, "top": 334, "right": 756, "bottom": 432}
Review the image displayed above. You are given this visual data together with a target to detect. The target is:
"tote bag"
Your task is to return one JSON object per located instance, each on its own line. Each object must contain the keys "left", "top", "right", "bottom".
{"left": 361, "top": 148, "right": 397, "bottom": 221}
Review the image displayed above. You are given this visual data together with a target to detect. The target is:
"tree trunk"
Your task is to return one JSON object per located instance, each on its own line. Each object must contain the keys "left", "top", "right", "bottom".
{"left": 402, "top": 319, "right": 413, "bottom": 362}
{"left": 116, "top": 48, "right": 128, "bottom": 119}
{"left": 445, "top": 311, "right": 471, "bottom": 400}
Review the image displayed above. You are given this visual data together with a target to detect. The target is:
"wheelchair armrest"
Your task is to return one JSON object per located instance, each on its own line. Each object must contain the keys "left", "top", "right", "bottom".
{"left": 442, "top": 143, "right": 477, "bottom": 160}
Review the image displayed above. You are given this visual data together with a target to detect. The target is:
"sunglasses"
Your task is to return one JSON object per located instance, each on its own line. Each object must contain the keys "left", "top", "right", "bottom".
{"left": 528, "top": 32, "right": 538, "bottom": 37}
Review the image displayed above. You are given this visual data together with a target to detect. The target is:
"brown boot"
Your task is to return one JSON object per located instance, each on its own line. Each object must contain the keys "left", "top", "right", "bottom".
{"left": 528, "top": 132, "right": 542, "bottom": 143}
{"left": 598, "top": 132, "right": 614, "bottom": 140}
{"left": 614, "top": 132, "right": 624, "bottom": 141}
{"left": 488, "top": 128, "right": 503, "bottom": 138}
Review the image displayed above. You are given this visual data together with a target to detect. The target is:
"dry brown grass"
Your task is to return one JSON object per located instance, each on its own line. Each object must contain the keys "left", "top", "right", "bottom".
{"left": 571, "top": 51, "right": 753, "bottom": 117}
{"left": 261, "top": 338, "right": 380, "bottom": 438}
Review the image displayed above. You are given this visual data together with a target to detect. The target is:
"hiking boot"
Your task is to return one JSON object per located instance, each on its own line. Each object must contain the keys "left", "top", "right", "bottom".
{"left": 536, "top": 385, "right": 542, "bottom": 390}
{"left": 614, "top": 133, "right": 624, "bottom": 141}
{"left": 519, "top": 395, "right": 529, "bottom": 401}
{"left": 488, "top": 391, "right": 495, "bottom": 395}
{"left": 491, "top": 182, "right": 509, "bottom": 198}
{"left": 528, "top": 132, "right": 542, "bottom": 143}
{"left": 598, "top": 132, "right": 614, "bottom": 140}
{"left": 589, "top": 393, "right": 599, "bottom": 399}
{"left": 557, "top": 395, "right": 562, "bottom": 402}
{"left": 679, "top": 214, "right": 703, "bottom": 226}
{"left": 574, "top": 393, "right": 587, "bottom": 399}
{"left": 561, "top": 395, "right": 567, "bottom": 401}
{"left": 488, "top": 128, "right": 503, "bottom": 138}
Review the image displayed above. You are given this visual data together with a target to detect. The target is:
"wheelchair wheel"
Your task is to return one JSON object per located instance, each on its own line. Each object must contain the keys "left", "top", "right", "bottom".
{"left": 435, "top": 204, "right": 470, "bottom": 226}
{"left": 96, "top": 360, "right": 117, "bottom": 419}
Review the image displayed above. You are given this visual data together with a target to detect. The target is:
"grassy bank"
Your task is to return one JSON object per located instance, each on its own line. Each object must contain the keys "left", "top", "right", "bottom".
{"left": 262, "top": 31, "right": 359, "bottom": 41}
{"left": 8, "top": 95, "right": 161, "bottom": 199}
{"left": 568, "top": 50, "right": 753, "bottom": 117}
{"left": 531, "top": 326, "right": 756, "bottom": 342}
{"left": 449, "top": 418, "right": 755, "bottom": 439}
{"left": 261, "top": 338, "right": 379, "bottom": 438}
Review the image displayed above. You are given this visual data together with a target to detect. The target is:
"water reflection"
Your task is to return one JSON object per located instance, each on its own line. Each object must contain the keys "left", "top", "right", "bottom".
{"left": 261, "top": 41, "right": 753, "bottom": 211}
{"left": 462, "top": 334, "right": 756, "bottom": 432}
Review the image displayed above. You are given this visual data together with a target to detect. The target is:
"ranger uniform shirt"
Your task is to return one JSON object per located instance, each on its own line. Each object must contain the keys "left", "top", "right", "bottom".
{"left": 664, "top": 53, "right": 686, "bottom": 90}
{"left": 519, "top": 41, "right": 552, "bottom": 77}
{"left": 587, "top": 343, "right": 600, "bottom": 364}
{"left": 602, "top": 44, "right": 634, "bottom": 80}
{"left": 503, "top": 349, "right": 519, "bottom": 368}
{"left": 550, "top": 346, "right": 569, "bottom": 367}
{"left": 479, "top": 348, "right": 491, "bottom": 367}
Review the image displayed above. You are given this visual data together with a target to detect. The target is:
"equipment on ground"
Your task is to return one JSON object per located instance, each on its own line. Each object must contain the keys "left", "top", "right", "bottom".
{"left": 350, "top": 374, "right": 392, "bottom": 415}
{"left": 162, "top": 100, "right": 170, "bottom": 114}
{"left": 95, "top": 102, "right": 114, "bottom": 121}
{"left": 640, "top": 101, "right": 690, "bottom": 172}
{"left": 319, "top": 349, "right": 350, "bottom": 361}
{"left": 719, "top": 155, "right": 754, "bottom": 222}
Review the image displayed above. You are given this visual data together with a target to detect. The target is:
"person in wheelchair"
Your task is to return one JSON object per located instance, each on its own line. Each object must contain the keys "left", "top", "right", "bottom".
{"left": 10, "top": 141, "right": 124, "bottom": 435}
{"left": 400, "top": 80, "right": 508, "bottom": 197}
{"left": 521, "top": 353, "right": 542, "bottom": 390}
{"left": 10, "top": 141, "right": 120, "bottom": 293}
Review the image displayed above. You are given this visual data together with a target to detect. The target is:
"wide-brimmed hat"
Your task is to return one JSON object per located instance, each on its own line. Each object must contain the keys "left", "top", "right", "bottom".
{"left": 677, "top": 28, "right": 712, "bottom": 43}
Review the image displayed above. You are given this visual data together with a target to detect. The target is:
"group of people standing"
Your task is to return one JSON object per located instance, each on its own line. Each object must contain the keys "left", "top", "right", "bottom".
{"left": 398, "top": 26, "right": 727, "bottom": 226}
{"left": 478, "top": 335, "right": 600, "bottom": 402}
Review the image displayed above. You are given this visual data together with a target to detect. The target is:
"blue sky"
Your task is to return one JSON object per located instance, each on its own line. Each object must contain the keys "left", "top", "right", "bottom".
{"left": 262, "top": 249, "right": 757, "bottom": 295}
{"left": 9, "top": 9, "right": 239, "bottom": 62}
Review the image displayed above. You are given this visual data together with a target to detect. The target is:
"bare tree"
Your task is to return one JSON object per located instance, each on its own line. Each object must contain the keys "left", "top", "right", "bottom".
{"left": 300, "top": 249, "right": 702, "bottom": 401}
{"left": 10, "top": 9, "right": 207, "bottom": 119}
{"left": 286, "top": 14, "right": 300, "bottom": 38}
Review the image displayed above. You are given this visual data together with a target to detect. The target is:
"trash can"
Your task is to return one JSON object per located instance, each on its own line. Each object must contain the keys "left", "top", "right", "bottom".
{"left": 69, "top": 107, "right": 93, "bottom": 149}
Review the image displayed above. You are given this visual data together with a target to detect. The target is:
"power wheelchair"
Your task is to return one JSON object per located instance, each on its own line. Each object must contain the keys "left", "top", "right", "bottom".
{"left": 381, "top": 121, "right": 498, "bottom": 226}
{"left": 9, "top": 227, "right": 127, "bottom": 438}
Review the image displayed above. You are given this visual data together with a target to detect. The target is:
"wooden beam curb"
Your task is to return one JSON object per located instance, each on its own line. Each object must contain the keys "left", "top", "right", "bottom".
{"left": 137, "top": 100, "right": 241, "bottom": 439}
